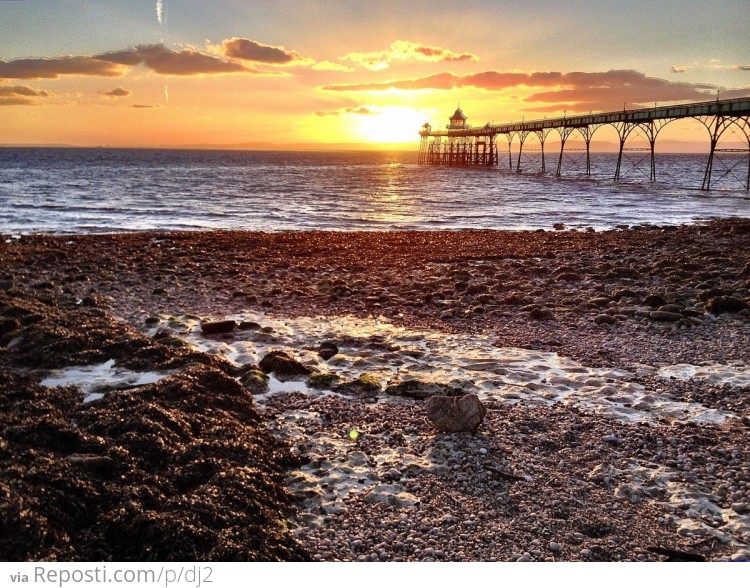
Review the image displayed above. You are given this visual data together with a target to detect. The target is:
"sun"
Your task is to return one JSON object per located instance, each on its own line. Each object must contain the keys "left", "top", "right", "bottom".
{"left": 357, "top": 106, "right": 429, "bottom": 144}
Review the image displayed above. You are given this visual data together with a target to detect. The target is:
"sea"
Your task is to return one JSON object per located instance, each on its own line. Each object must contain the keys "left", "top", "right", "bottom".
{"left": 1, "top": 147, "right": 749, "bottom": 234}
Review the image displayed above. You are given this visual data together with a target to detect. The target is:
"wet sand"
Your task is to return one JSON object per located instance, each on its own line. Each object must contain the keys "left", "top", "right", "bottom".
{"left": 1, "top": 219, "right": 749, "bottom": 561}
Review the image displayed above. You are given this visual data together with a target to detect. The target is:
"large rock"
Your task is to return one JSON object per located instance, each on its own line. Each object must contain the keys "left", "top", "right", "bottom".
{"left": 706, "top": 296, "right": 747, "bottom": 315}
{"left": 333, "top": 373, "right": 380, "bottom": 399}
{"left": 259, "top": 350, "right": 312, "bottom": 381}
{"left": 385, "top": 379, "right": 465, "bottom": 400}
{"left": 239, "top": 366, "right": 270, "bottom": 394}
{"left": 425, "top": 394, "right": 487, "bottom": 433}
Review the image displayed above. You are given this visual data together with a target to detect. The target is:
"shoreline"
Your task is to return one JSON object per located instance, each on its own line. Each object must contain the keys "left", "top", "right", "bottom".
{"left": 2, "top": 219, "right": 749, "bottom": 561}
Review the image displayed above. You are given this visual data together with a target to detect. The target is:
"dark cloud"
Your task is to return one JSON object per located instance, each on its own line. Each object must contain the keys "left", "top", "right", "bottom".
{"left": 95, "top": 45, "right": 252, "bottom": 76}
{"left": 324, "top": 68, "right": 741, "bottom": 112}
{"left": 0, "top": 85, "right": 51, "bottom": 106}
{"left": 101, "top": 87, "right": 131, "bottom": 98}
{"left": 0, "top": 44, "right": 256, "bottom": 79}
{"left": 315, "top": 106, "right": 376, "bottom": 116}
{"left": 132, "top": 104, "right": 160, "bottom": 108}
{"left": 738, "top": 65, "right": 750, "bottom": 71}
{"left": 0, "top": 56, "right": 123, "bottom": 79}
{"left": 222, "top": 38, "right": 304, "bottom": 64}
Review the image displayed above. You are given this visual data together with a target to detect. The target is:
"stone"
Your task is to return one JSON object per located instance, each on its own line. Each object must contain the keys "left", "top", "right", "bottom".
{"left": 594, "top": 314, "right": 617, "bottom": 325}
{"left": 649, "top": 310, "right": 683, "bottom": 322}
{"left": 553, "top": 223, "right": 566, "bottom": 231}
{"left": 706, "top": 296, "right": 747, "bottom": 315}
{"left": 385, "top": 379, "right": 465, "bottom": 400}
{"left": 318, "top": 341, "right": 339, "bottom": 361}
{"left": 259, "top": 350, "right": 312, "bottom": 381}
{"left": 200, "top": 320, "right": 236, "bottom": 335}
{"left": 237, "top": 320, "right": 261, "bottom": 330}
{"left": 425, "top": 394, "right": 487, "bottom": 433}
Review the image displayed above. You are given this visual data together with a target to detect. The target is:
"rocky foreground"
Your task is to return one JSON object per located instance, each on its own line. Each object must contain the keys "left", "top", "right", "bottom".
{"left": 1, "top": 219, "right": 749, "bottom": 561}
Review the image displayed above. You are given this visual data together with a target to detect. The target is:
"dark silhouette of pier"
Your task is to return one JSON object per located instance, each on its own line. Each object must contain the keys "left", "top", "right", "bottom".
{"left": 418, "top": 97, "right": 750, "bottom": 190}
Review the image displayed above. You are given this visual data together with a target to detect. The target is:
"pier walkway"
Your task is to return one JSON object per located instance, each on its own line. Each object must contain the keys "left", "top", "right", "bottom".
{"left": 418, "top": 97, "right": 750, "bottom": 190}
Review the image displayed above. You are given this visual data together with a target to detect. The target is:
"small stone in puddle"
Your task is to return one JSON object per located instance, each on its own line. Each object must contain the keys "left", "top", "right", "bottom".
{"left": 318, "top": 341, "right": 339, "bottom": 361}
{"left": 425, "top": 394, "right": 486, "bottom": 433}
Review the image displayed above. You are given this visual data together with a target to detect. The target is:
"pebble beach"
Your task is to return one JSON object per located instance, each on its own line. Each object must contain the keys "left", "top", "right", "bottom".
{"left": 2, "top": 218, "right": 749, "bottom": 562}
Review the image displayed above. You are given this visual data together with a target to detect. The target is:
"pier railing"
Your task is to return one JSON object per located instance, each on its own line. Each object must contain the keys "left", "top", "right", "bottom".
{"left": 418, "top": 97, "right": 750, "bottom": 190}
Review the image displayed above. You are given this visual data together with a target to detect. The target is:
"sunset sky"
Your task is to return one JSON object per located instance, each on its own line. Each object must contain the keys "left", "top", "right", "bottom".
{"left": 1, "top": 0, "right": 749, "bottom": 148}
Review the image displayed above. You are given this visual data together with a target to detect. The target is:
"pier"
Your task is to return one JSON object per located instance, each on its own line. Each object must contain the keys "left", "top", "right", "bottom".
{"left": 418, "top": 97, "right": 750, "bottom": 190}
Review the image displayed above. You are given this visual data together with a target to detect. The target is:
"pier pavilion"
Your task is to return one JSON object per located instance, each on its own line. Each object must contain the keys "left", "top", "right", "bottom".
{"left": 418, "top": 97, "right": 750, "bottom": 190}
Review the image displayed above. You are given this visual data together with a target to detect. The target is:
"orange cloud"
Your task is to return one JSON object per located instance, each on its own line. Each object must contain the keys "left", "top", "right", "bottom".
{"left": 323, "top": 69, "right": 746, "bottom": 112}
{"left": 222, "top": 38, "right": 306, "bottom": 64}
{"left": 0, "top": 85, "right": 52, "bottom": 106}
{"left": 344, "top": 40, "right": 477, "bottom": 71}
{"left": 100, "top": 87, "right": 131, "bottom": 98}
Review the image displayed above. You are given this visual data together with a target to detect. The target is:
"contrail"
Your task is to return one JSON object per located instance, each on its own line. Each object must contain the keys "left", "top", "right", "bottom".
{"left": 156, "top": 1, "right": 168, "bottom": 103}
{"left": 156, "top": 0, "right": 165, "bottom": 26}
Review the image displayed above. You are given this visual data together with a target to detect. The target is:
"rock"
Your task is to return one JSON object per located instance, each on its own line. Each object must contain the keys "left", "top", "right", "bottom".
{"left": 528, "top": 307, "right": 552, "bottom": 320}
{"left": 200, "top": 320, "right": 236, "bottom": 335}
{"left": 658, "top": 303, "right": 684, "bottom": 313}
{"left": 144, "top": 316, "right": 160, "bottom": 326}
{"left": 549, "top": 542, "right": 561, "bottom": 552}
{"left": 385, "top": 379, "right": 465, "bottom": 400}
{"left": 643, "top": 294, "right": 667, "bottom": 308}
{"left": 705, "top": 296, "right": 747, "bottom": 315}
{"left": 649, "top": 310, "right": 683, "bottom": 322}
{"left": 425, "top": 394, "right": 486, "bottom": 433}
{"left": 65, "top": 453, "right": 116, "bottom": 477}
{"left": 239, "top": 367, "right": 270, "bottom": 394}
{"left": 553, "top": 223, "right": 566, "bottom": 231}
{"left": 334, "top": 373, "right": 381, "bottom": 399}
{"left": 318, "top": 341, "right": 339, "bottom": 361}
{"left": 307, "top": 372, "right": 341, "bottom": 390}
{"left": 237, "top": 320, "right": 261, "bottom": 330}
{"left": 259, "top": 350, "right": 312, "bottom": 381}
{"left": 594, "top": 314, "right": 617, "bottom": 325}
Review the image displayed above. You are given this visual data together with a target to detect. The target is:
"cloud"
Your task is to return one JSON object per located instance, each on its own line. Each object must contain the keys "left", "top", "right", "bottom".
{"left": 738, "top": 65, "right": 750, "bottom": 71}
{"left": 324, "top": 68, "right": 740, "bottom": 112}
{"left": 0, "top": 44, "right": 258, "bottom": 79}
{"left": 312, "top": 60, "right": 355, "bottom": 72}
{"left": 221, "top": 37, "right": 306, "bottom": 65}
{"left": 343, "top": 40, "right": 478, "bottom": 71}
{"left": 0, "top": 85, "right": 52, "bottom": 106}
{"left": 671, "top": 65, "right": 689, "bottom": 73}
{"left": 101, "top": 87, "right": 131, "bottom": 98}
{"left": 324, "top": 72, "right": 458, "bottom": 92}
{"left": 94, "top": 44, "right": 253, "bottom": 76}
{"left": 315, "top": 106, "right": 377, "bottom": 116}
{"left": 0, "top": 56, "right": 125, "bottom": 79}
{"left": 132, "top": 104, "right": 160, "bottom": 108}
